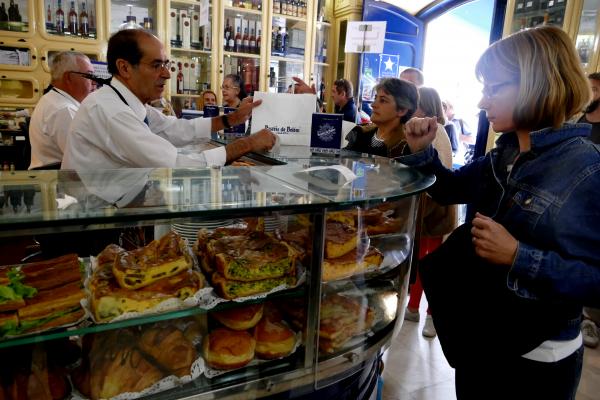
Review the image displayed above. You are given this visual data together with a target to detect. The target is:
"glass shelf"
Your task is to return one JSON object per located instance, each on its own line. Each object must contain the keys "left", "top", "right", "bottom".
{"left": 0, "top": 286, "right": 305, "bottom": 349}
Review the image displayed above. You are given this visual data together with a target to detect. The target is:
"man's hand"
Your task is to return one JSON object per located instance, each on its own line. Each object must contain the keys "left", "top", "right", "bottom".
{"left": 248, "top": 129, "right": 277, "bottom": 153}
{"left": 229, "top": 97, "right": 262, "bottom": 125}
{"left": 404, "top": 117, "right": 438, "bottom": 153}
{"left": 471, "top": 212, "right": 518, "bottom": 266}
{"left": 292, "top": 77, "right": 316, "bottom": 94}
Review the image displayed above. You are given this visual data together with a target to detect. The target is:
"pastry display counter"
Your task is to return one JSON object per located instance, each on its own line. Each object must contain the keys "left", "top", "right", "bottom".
{"left": 0, "top": 156, "right": 433, "bottom": 400}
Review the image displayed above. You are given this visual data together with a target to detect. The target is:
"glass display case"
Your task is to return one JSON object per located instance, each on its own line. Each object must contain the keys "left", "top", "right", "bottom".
{"left": 43, "top": 0, "right": 100, "bottom": 40}
{"left": 0, "top": 0, "right": 31, "bottom": 35}
{"left": 574, "top": 0, "right": 599, "bottom": 70}
{"left": 0, "top": 156, "right": 433, "bottom": 399}
{"left": 107, "top": 0, "right": 156, "bottom": 36}
{"left": 268, "top": 11, "right": 307, "bottom": 93}
{"left": 0, "top": 41, "right": 37, "bottom": 72}
{"left": 509, "top": 0, "right": 568, "bottom": 32}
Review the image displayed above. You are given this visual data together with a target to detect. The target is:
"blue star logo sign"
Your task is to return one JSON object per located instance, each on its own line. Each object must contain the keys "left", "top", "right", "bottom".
{"left": 384, "top": 57, "right": 394, "bottom": 71}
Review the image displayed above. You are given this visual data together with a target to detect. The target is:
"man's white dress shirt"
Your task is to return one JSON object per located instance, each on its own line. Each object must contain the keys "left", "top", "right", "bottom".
{"left": 29, "top": 88, "right": 80, "bottom": 169}
{"left": 62, "top": 79, "right": 225, "bottom": 169}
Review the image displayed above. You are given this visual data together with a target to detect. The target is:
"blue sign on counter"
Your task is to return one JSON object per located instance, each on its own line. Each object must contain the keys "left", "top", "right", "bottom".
{"left": 223, "top": 107, "right": 247, "bottom": 138}
{"left": 310, "top": 113, "right": 343, "bottom": 155}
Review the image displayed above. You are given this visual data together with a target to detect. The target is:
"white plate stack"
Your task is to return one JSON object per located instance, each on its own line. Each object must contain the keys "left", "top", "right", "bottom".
{"left": 172, "top": 220, "right": 235, "bottom": 245}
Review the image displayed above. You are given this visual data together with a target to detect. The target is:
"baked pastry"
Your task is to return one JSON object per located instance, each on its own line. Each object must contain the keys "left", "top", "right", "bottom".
{"left": 203, "top": 328, "right": 256, "bottom": 369}
{"left": 138, "top": 325, "right": 197, "bottom": 377}
{"left": 326, "top": 210, "right": 357, "bottom": 227}
{"left": 0, "top": 254, "right": 81, "bottom": 291}
{"left": 322, "top": 246, "right": 384, "bottom": 282}
{"left": 254, "top": 317, "right": 295, "bottom": 359}
{"left": 211, "top": 272, "right": 296, "bottom": 300}
{"left": 324, "top": 222, "right": 359, "bottom": 259}
{"left": 319, "top": 294, "right": 375, "bottom": 353}
{"left": 205, "top": 231, "right": 298, "bottom": 282}
{"left": 212, "top": 303, "right": 264, "bottom": 330}
{"left": 113, "top": 231, "right": 192, "bottom": 290}
{"left": 87, "top": 330, "right": 165, "bottom": 399}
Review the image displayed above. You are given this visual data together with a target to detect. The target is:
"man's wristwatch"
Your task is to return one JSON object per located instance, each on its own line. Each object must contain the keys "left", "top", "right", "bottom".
{"left": 221, "top": 114, "right": 231, "bottom": 129}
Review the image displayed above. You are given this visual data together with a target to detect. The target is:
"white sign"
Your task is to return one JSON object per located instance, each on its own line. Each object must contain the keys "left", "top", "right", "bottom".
{"left": 344, "top": 21, "right": 386, "bottom": 54}
{"left": 251, "top": 92, "right": 317, "bottom": 146}
{"left": 200, "top": 0, "right": 210, "bottom": 27}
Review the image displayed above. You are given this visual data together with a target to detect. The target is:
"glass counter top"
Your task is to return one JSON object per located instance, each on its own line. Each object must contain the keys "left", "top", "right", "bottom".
{"left": 0, "top": 156, "right": 433, "bottom": 232}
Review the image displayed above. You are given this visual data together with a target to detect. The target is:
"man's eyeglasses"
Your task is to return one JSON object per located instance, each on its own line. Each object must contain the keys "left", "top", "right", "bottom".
{"left": 68, "top": 71, "right": 111, "bottom": 85}
{"left": 482, "top": 81, "right": 516, "bottom": 99}
{"left": 140, "top": 60, "right": 172, "bottom": 71}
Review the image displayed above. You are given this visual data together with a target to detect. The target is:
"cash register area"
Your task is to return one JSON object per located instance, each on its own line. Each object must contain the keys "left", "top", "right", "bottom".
{"left": 381, "top": 300, "right": 600, "bottom": 400}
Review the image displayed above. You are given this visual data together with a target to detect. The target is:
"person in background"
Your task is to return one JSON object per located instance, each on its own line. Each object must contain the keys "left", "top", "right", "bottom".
{"left": 29, "top": 51, "right": 96, "bottom": 169}
{"left": 221, "top": 74, "right": 247, "bottom": 109}
{"left": 345, "top": 78, "right": 451, "bottom": 160}
{"left": 201, "top": 90, "right": 217, "bottom": 107}
{"left": 332, "top": 78, "right": 357, "bottom": 123}
{"left": 577, "top": 72, "right": 600, "bottom": 143}
{"left": 405, "top": 86, "right": 457, "bottom": 338}
{"left": 397, "top": 25, "right": 599, "bottom": 399}
{"left": 416, "top": 87, "right": 458, "bottom": 154}
{"left": 62, "top": 29, "right": 275, "bottom": 170}
{"left": 400, "top": 67, "right": 425, "bottom": 88}
{"left": 578, "top": 72, "right": 600, "bottom": 349}
{"left": 443, "top": 99, "right": 473, "bottom": 142}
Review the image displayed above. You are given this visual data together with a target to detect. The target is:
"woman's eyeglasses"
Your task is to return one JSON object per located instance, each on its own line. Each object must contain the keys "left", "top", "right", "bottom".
{"left": 221, "top": 85, "right": 240, "bottom": 90}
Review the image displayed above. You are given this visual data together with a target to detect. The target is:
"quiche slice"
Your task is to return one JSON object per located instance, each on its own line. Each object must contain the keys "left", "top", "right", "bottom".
{"left": 322, "top": 245, "right": 383, "bottom": 282}
{"left": 211, "top": 272, "right": 297, "bottom": 300}
{"left": 324, "top": 222, "right": 359, "bottom": 259}
{"left": 113, "top": 232, "right": 192, "bottom": 290}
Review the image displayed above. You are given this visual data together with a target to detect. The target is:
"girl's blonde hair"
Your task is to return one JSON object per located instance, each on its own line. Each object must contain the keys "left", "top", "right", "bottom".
{"left": 475, "top": 25, "right": 590, "bottom": 130}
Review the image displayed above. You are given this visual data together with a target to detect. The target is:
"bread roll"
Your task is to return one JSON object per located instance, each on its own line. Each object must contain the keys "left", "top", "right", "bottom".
{"left": 211, "top": 303, "right": 263, "bottom": 330}
{"left": 254, "top": 317, "right": 295, "bottom": 359}
{"left": 203, "top": 328, "right": 255, "bottom": 369}
{"left": 138, "top": 326, "right": 197, "bottom": 377}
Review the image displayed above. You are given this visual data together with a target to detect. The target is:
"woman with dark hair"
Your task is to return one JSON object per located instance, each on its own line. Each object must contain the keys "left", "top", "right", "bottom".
{"left": 221, "top": 74, "right": 247, "bottom": 108}
{"left": 345, "top": 78, "right": 450, "bottom": 158}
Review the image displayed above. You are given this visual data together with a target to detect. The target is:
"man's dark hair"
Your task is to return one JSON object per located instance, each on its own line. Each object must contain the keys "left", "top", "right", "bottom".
{"left": 589, "top": 72, "right": 600, "bottom": 81}
{"left": 107, "top": 30, "right": 150, "bottom": 75}
{"left": 334, "top": 79, "right": 353, "bottom": 98}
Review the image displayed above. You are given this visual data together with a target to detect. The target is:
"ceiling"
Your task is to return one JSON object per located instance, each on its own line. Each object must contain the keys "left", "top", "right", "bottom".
{"left": 377, "top": 0, "right": 442, "bottom": 15}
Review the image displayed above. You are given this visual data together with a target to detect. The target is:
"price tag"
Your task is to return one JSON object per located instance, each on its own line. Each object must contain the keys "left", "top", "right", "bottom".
{"left": 517, "top": 3, "right": 524, "bottom": 9}
{"left": 548, "top": 0, "right": 554, "bottom": 6}
{"left": 526, "top": 1, "right": 533, "bottom": 8}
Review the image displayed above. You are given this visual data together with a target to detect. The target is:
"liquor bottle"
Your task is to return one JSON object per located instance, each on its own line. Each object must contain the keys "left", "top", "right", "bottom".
{"left": 273, "top": 0, "right": 280, "bottom": 14}
{"left": 0, "top": 4, "right": 7, "bottom": 29}
{"left": 176, "top": 62, "right": 184, "bottom": 94}
{"left": 224, "top": 19, "right": 231, "bottom": 51}
{"left": 79, "top": 2, "right": 89, "bottom": 36}
{"left": 68, "top": 1, "right": 78, "bottom": 35}
{"left": 275, "top": 27, "right": 282, "bottom": 54}
{"left": 257, "top": 0, "right": 262, "bottom": 10}
{"left": 252, "top": 0, "right": 259, "bottom": 10}
{"left": 47, "top": 3, "right": 52, "bottom": 24}
{"left": 281, "top": 28, "right": 287, "bottom": 55}
{"left": 242, "top": 27, "right": 249, "bottom": 53}
{"left": 228, "top": 28, "right": 235, "bottom": 51}
{"left": 233, "top": 0, "right": 239, "bottom": 7}
{"left": 321, "top": 39, "right": 327, "bottom": 63}
{"left": 234, "top": 26, "right": 242, "bottom": 52}
{"left": 89, "top": 3, "right": 94, "bottom": 32}
{"left": 239, "top": 0, "right": 245, "bottom": 8}
{"left": 272, "top": 27, "right": 278, "bottom": 54}
{"left": 281, "top": 0, "right": 287, "bottom": 15}
{"left": 256, "top": 29, "right": 261, "bottom": 54}
{"left": 292, "top": 0, "right": 298, "bottom": 17}
{"left": 249, "top": 28, "right": 256, "bottom": 54}
{"left": 143, "top": 17, "right": 153, "bottom": 30}
{"left": 55, "top": 0, "right": 65, "bottom": 34}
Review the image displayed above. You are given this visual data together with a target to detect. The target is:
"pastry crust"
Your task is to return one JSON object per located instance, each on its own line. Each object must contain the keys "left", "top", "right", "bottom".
{"left": 211, "top": 272, "right": 296, "bottom": 300}
{"left": 138, "top": 326, "right": 197, "bottom": 377}
{"left": 322, "top": 246, "right": 383, "bottom": 282}
{"left": 212, "top": 303, "right": 264, "bottom": 331}
{"left": 113, "top": 232, "right": 192, "bottom": 290}
{"left": 254, "top": 317, "right": 295, "bottom": 359}
{"left": 203, "top": 328, "right": 255, "bottom": 370}
{"left": 324, "top": 222, "right": 359, "bottom": 259}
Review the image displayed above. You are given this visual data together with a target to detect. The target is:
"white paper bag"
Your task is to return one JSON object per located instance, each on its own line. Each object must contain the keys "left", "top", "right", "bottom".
{"left": 251, "top": 92, "right": 317, "bottom": 146}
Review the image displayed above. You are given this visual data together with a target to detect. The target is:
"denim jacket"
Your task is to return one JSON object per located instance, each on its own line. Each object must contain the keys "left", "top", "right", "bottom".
{"left": 398, "top": 123, "right": 600, "bottom": 340}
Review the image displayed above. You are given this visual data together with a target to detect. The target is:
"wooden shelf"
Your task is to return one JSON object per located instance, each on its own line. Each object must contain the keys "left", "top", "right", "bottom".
{"left": 224, "top": 5, "right": 263, "bottom": 16}
{"left": 271, "top": 56, "right": 304, "bottom": 63}
{"left": 224, "top": 51, "right": 261, "bottom": 59}
{"left": 170, "top": 47, "right": 213, "bottom": 55}
{"left": 272, "top": 13, "right": 307, "bottom": 23}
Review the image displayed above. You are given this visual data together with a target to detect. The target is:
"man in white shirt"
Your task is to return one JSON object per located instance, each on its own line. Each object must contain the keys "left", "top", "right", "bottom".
{"left": 29, "top": 51, "right": 96, "bottom": 169}
{"left": 62, "top": 29, "right": 276, "bottom": 170}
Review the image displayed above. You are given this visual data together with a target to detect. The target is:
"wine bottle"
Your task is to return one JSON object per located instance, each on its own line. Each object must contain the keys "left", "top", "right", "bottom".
{"left": 256, "top": 29, "right": 261, "bottom": 54}
{"left": 79, "top": 2, "right": 89, "bottom": 36}
{"left": 235, "top": 26, "right": 242, "bottom": 53}
{"left": 249, "top": 28, "right": 256, "bottom": 54}
{"left": 177, "top": 62, "right": 184, "bottom": 94}
{"left": 47, "top": 3, "right": 52, "bottom": 24}
{"left": 55, "top": 0, "right": 65, "bottom": 34}
{"left": 242, "top": 27, "right": 249, "bottom": 53}
{"left": 224, "top": 19, "right": 231, "bottom": 51}
{"left": 68, "top": 1, "right": 78, "bottom": 35}
{"left": 275, "top": 27, "right": 282, "bottom": 54}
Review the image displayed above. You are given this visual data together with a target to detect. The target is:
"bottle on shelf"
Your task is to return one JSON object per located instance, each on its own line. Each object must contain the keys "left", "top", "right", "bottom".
{"left": 89, "top": 2, "right": 94, "bottom": 32}
{"left": 119, "top": 5, "right": 140, "bottom": 30}
{"left": 256, "top": 29, "right": 261, "bottom": 54}
{"left": 292, "top": 0, "right": 298, "bottom": 17}
{"left": 281, "top": 28, "right": 287, "bottom": 55}
{"left": 321, "top": 39, "right": 327, "bottom": 63}
{"left": 55, "top": 0, "right": 65, "bottom": 34}
{"left": 79, "top": 2, "right": 89, "bottom": 36}
{"left": 242, "top": 27, "right": 249, "bottom": 53}
{"left": 249, "top": 28, "right": 256, "bottom": 54}
{"left": 143, "top": 17, "right": 153, "bottom": 30}
{"left": 0, "top": 4, "right": 7, "bottom": 31}
{"left": 281, "top": 0, "right": 287, "bottom": 15}
{"left": 47, "top": 3, "right": 52, "bottom": 25}
{"left": 224, "top": 19, "right": 231, "bottom": 51}
{"left": 275, "top": 27, "right": 283, "bottom": 55}
{"left": 273, "top": 0, "right": 281, "bottom": 14}
{"left": 176, "top": 62, "right": 184, "bottom": 94}
{"left": 269, "top": 66, "right": 276, "bottom": 87}
{"left": 239, "top": 0, "right": 246, "bottom": 8}
{"left": 68, "top": 1, "right": 78, "bottom": 35}
{"left": 233, "top": 0, "right": 240, "bottom": 7}
{"left": 235, "top": 26, "right": 242, "bottom": 53}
